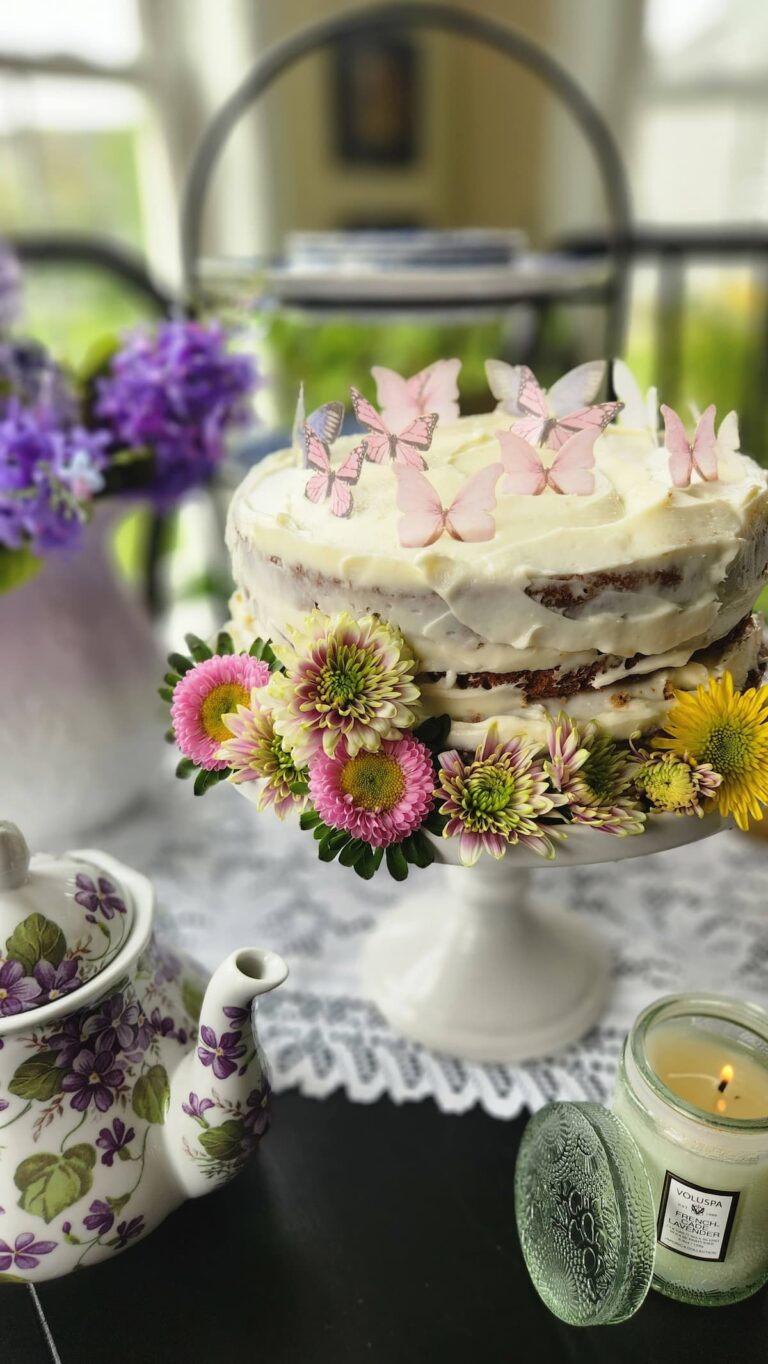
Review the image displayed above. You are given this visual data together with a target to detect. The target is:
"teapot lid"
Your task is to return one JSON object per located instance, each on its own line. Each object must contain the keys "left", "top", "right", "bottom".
{"left": 0, "top": 822, "right": 136, "bottom": 1018}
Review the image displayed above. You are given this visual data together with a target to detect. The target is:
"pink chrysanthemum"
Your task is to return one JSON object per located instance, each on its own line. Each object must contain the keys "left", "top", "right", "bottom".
{"left": 171, "top": 654, "right": 270, "bottom": 770}
{"left": 308, "top": 735, "right": 434, "bottom": 848}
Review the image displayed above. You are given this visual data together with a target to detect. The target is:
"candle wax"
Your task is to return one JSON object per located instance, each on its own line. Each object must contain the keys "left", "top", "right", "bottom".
{"left": 646, "top": 1018, "right": 768, "bottom": 1120}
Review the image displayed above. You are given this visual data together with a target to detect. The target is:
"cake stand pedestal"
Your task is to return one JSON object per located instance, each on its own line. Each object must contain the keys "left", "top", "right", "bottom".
{"left": 363, "top": 814, "right": 728, "bottom": 1064}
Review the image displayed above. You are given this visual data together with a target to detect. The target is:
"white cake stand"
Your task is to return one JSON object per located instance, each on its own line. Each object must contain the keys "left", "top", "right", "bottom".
{"left": 362, "top": 814, "right": 730, "bottom": 1064}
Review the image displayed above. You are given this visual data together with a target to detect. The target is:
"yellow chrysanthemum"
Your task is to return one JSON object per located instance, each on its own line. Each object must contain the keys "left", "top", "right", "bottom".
{"left": 654, "top": 672, "right": 768, "bottom": 830}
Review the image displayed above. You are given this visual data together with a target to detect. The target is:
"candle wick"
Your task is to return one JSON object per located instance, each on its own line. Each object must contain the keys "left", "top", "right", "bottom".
{"left": 718, "top": 1077, "right": 729, "bottom": 1093}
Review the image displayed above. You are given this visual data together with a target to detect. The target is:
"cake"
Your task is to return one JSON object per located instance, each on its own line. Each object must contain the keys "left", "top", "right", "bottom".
{"left": 226, "top": 375, "right": 768, "bottom": 751}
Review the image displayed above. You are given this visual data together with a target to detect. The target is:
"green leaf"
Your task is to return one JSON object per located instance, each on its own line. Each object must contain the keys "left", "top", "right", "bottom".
{"left": 407, "top": 830, "right": 435, "bottom": 869}
{"left": 338, "top": 839, "right": 367, "bottom": 868}
{"left": 299, "top": 810, "right": 321, "bottom": 831}
{"left": 185, "top": 633, "right": 213, "bottom": 662}
{"left": 107, "top": 1192, "right": 131, "bottom": 1214}
{"left": 414, "top": 713, "right": 452, "bottom": 755}
{"left": 167, "top": 652, "right": 193, "bottom": 676}
{"left": 6, "top": 914, "right": 66, "bottom": 975}
{"left": 176, "top": 757, "right": 197, "bottom": 780}
{"left": 164, "top": 671, "right": 181, "bottom": 688}
{"left": 14, "top": 1144, "right": 95, "bottom": 1223}
{"left": 132, "top": 1065, "right": 170, "bottom": 1125}
{"left": 198, "top": 1119, "right": 246, "bottom": 1162}
{"left": 215, "top": 631, "right": 234, "bottom": 655}
{"left": 158, "top": 686, "right": 174, "bottom": 703}
{"left": 385, "top": 844, "right": 409, "bottom": 882}
{"left": 249, "top": 637, "right": 283, "bottom": 672}
{"left": 164, "top": 728, "right": 177, "bottom": 744}
{"left": 193, "top": 766, "right": 229, "bottom": 797}
{"left": 290, "top": 779, "right": 309, "bottom": 796}
{"left": 354, "top": 847, "right": 384, "bottom": 880}
{"left": 424, "top": 810, "right": 448, "bottom": 837}
{"left": 318, "top": 829, "right": 350, "bottom": 863}
{"left": 181, "top": 979, "right": 204, "bottom": 1023}
{"left": 0, "top": 546, "right": 43, "bottom": 595}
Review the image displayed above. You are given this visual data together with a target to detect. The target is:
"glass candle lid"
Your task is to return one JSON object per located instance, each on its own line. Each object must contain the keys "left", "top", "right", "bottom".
{"left": 0, "top": 822, "right": 135, "bottom": 1017}
{"left": 514, "top": 1102, "right": 657, "bottom": 1326}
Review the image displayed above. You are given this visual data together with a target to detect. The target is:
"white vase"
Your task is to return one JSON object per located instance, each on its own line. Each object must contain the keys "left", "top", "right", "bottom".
{"left": 0, "top": 509, "right": 162, "bottom": 848}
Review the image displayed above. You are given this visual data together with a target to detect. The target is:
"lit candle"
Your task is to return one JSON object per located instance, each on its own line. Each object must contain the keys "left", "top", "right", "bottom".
{"left": 614, "top": 994, "right": 768, "bottom": 1306}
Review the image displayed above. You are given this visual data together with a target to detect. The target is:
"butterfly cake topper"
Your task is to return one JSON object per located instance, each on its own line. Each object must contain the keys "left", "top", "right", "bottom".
{"left": 485, "top": 358, "right": 622, "bottom": 450}
{"left": 395, "top": 463, "right": 503, "bottom": 548}
{"left": 304, "top": 425, "right": 365, "bottom": 519}
{"left": 371, "top": 359, "right": 461, "bottom": 429}
{"left": 496, "top": 426, "right": 599, "bottom": 497}
{"left": 293, "top": 383, "right": 345, "bottom": 467}
{"left": 350, "top": 387, "right": 439, "bottom": 470}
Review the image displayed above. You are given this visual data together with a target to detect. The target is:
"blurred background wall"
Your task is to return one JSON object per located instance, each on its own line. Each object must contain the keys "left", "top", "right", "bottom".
{"left": 1, "top": 0, "right": 766, "bottom": 443}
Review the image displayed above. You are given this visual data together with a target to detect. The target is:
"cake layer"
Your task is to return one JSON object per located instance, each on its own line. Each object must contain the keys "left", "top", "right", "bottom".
{"left": 227, "top": 413, "right": 768, "bottom": 676}
{"left": 416, "top": 613, "right": 765, "bottom": 748}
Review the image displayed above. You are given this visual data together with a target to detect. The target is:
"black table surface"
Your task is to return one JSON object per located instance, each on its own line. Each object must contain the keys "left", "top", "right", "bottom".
{"left": 3, "top": 1090, "right": 765, "bottom": 1363}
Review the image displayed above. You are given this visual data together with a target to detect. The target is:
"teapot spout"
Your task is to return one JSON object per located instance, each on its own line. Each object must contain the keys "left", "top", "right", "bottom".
{"left": 168, "top": 947, "right": 288, "bottom": 1199}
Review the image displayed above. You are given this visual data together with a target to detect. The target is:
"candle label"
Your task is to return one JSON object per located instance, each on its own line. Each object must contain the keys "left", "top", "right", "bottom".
{"left": 657, "top": 1170, "right": 739, "bottom": 1262}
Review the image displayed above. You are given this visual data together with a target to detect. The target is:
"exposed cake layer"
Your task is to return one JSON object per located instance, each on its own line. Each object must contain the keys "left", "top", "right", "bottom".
{"left": 227, "top": 413, "right": 768, "bottom": 678}
{"left": 416, "top": 613, "right": 765, "bottom": 748}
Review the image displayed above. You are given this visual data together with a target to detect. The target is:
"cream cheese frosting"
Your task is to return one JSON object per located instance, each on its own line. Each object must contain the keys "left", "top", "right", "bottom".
{"left": 228, "top": 413, "right": 768, "bottom": 657}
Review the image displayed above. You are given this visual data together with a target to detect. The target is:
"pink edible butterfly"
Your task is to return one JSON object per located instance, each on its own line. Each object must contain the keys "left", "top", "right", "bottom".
{"left": 395, "top": 463, "right": 503, "bottom": 548}
{"left": 661, "top": 403, "right": 719, "bottom": 487}
{"left": 486, "top": 359, "right": 622, "bottom": 450}
{"left": 350, "top": 387, "right": 438, "bottom": 470}
{"left": 304, "top": 427, "right": 365, "bottom": 518}
{"left": 496, "top": 427, "right": 599, "bottom": 497}
{"left": 371, "top": 359, "right": 461, "bottom": 429}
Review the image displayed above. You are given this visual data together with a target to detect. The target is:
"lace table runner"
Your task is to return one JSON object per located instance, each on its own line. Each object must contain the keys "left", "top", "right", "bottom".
{"left": 88, "top": 777, "right": 768, "bottom": 1119}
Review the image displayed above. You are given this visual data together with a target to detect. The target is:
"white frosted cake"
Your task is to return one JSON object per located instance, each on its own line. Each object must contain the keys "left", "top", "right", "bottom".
{"left": 226, "top": 399, "right": 768, "bottom": 749}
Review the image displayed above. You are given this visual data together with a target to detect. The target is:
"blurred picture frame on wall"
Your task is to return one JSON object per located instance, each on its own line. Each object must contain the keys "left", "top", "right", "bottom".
{"left": 332, "top": 31, "right": 419, "bottom": 166}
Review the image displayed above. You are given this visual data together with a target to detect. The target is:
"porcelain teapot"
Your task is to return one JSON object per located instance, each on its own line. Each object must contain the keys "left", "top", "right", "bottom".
{"left": 0, "top": 822, "right": 287, "bottom": 1282}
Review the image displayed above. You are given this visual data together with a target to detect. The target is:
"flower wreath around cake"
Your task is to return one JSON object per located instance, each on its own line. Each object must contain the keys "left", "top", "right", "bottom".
{"left": 162, "top": 357, "right": 768, "bottom": 880}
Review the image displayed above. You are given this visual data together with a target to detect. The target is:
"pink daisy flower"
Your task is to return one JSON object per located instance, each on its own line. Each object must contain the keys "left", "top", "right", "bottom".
{"left": 171, "top": 654, "right": 270, "bottom": 770}
{"left": 309, "top": 734, "right": 434, "bottom": 849}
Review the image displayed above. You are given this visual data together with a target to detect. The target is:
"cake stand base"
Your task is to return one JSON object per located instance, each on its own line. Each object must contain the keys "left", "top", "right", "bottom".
{"left": 363, "top": 862, "right": 610, "bottom": 1064}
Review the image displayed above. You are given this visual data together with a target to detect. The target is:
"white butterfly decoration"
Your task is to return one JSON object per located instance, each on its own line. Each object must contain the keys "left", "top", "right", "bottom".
{"left": 395, "top": 463, "right": 503, "bottom": 548}
{"left": 371, "top": 359, "right": 461, "bottom": 430}
{"left": 660, "top": 404, "right": 739, "bottom": 488}
{"left": 293, "top": 383, "right": 345, "bottom": 467}
{"left": 484, "top": 359, "right": 621, "bottom": 450}
{"left": 612, "top": 360, "right": 658, "bottom": 438}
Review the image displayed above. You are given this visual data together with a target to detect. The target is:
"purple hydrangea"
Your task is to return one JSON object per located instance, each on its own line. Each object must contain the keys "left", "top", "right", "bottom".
{"left": 0, "top": 243, "right": 22, "bottom": 333}
{"left": 95, "top": 1117, "right": 135, "bottom": 1166}
{"left": 0, "top": 1231, "right": 57, "bottom": 1271}
{"left": 94, "top": 320, "right": 257, "bottom": 504}
{"left": 0, "top": 959, "right": 41, "bottom": 1016}
{"left": 0, "top": 338, "right": 78, "bottom": 425}
{"left": 0, "top": 403, "right": 107, "bottom": 553}
{"left": 197, "top": 1026, "right": 247, "bottom": 1081}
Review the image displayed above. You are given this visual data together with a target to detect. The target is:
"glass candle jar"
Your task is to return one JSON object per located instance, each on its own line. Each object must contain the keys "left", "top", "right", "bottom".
{"left": 613, "top": 993, "right": 768, "bottom": 1306}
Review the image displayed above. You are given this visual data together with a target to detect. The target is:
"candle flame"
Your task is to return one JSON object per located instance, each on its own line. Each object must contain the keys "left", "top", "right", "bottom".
{"left": 720, "top": 1064, "right": 734, "bottom": 1085}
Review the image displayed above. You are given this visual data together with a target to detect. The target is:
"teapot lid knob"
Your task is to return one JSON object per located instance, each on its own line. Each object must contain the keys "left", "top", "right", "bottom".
{"left": 0, "top": 822, "right": 30, "bottom": 889}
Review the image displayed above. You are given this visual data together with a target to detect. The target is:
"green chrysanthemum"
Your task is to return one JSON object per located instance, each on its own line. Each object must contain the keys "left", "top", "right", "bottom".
{"left": 544, "top": 712, "right": 644, "bottom": 837}
{"left": 435, "top": 726, "right": 560, "bottom": 866}
{"left": 270, "top": 611, "right": 420, "bottom": 764}
{"left": 218, "top": 689, "right": 308, "bottom": 817}
{"left": 629, "top": 740, "right": 721, "bottom": 817}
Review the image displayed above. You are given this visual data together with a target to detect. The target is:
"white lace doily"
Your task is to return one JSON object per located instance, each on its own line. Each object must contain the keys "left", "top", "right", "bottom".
{"left": 83, "top": 776, "right": 768, "bottom": 1119}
